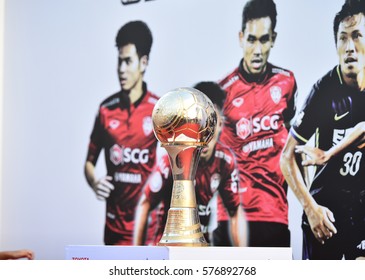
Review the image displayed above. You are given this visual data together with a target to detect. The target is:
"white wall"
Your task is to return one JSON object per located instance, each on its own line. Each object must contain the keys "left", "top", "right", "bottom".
{"left": 1, "top": 0, "right": 343, "bottom": 259}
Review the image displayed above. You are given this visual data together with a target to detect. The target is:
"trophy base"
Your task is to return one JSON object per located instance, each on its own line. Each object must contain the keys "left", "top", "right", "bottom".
{"left": 156, "top": 207, "right": 208, "bottom": 247}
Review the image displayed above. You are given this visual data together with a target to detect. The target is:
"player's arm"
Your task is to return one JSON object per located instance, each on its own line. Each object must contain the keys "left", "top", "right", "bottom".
{"left": 84, "top": 111, "right": 114, "bottom": 200}
{"left": 0, "top": 249, "right": 34, "bottom": 260}
{"left": 283, "top": 79, "right": 298, "bottom": 130}
{"left": 133, "top": 193, "right": 152, "bottom": 245}
{"left": 296, "top": 121, "right": 365, "bottom": 166}
{"left": 229, "top": 204, "right": 248, "bottom": 246}
{"left": 280, "top": 134, "right": 337, "bottom": 244}
{"left": 84, "top": 160, "right": 114, "bottom": 201}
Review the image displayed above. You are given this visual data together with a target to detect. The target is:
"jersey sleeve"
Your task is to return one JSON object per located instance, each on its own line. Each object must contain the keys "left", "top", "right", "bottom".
{"left": 144, "top": 154, "right": 172, "bottom": 209}
{"left": 290, "top": 83, "right": 322, "bottom": 144}
{"left": 283, "top": 78, "right": 298, "bottom": 124}
{"left": 86, "top": 110, "right": 103, "bottom": 165}
{"left": 218, "top": 151, "right": 240, "bottom": 217}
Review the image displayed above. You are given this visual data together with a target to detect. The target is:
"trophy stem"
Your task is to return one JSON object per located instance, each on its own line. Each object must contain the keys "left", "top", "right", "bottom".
{"left": 157, "top": 145, "right": 208, "bottom": 246}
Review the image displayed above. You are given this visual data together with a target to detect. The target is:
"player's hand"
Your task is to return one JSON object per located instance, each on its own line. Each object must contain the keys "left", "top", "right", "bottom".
{"left": 305, "top": 204, "right": 337, "bottom": 244}
{"left": 0, "top": 249, "right": 34, "bottom": 260}
{"left": 92, "top": 176, "right": 114, "bottom": 200}
{"left": 14, "top": 249, "right": 34, "bottom": 260}
{"left": 295, "top": 145, "right": 329, "bottom": 166}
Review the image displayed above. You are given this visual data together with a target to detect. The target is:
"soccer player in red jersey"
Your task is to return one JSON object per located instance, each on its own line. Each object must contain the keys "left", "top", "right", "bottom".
{"left": 84, "top": 21, "right": 159, "bottom": 245}
{"left": 134, "top": 82, "right": 247, "bottom": 246}
{"left": 219, "top": 0, "right": 297, "bottom": 247}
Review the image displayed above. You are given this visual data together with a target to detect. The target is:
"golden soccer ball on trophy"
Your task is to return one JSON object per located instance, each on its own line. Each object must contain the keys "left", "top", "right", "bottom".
{"left": 152, "top": 87, "right": 217, "bottom": 246}
{"left": 152, "top": 87, "right": 217, "bottom": 146}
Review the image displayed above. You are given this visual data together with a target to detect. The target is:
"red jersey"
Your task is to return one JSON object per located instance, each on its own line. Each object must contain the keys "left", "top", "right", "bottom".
{"left": 87, "top": 83, "right": 159, "bottom": 245}
{"left": 144, "top": 142, "right": 240, "bottom": 245}
{"left": 219, "top": 60, "right": 297, "bottom": 225}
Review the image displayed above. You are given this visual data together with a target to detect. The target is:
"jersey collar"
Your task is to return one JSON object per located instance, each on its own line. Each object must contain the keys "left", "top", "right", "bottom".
{"left": 238, "top": 58, "right": 270, "bottom": 84}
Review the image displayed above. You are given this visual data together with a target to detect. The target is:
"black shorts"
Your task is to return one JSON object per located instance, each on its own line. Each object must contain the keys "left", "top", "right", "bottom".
{"left": 104, "top": 226, "right": 132, "bottom": 245}
{"left": 247, "top": 221, "right": 290, "bottom": 247}
{"left": 212, "top": 221, "right": 233, "bottom": 246}
{"left": 303, "top": 190, "right": 365, "bottom": 259}
{"left": 302, "top": 222, "right": 365, "bottom": 260}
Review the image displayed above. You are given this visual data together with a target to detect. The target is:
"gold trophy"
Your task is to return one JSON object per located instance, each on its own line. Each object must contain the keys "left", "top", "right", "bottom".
{"left": 152, "top": 87, "right": 217, "bottom": 246}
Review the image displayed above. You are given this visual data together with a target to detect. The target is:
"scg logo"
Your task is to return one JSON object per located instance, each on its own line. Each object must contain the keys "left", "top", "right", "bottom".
{"left": 198, "top": 204, "right": 211, "bottom": 217}
{"left": 236, "top": 115, "right": 280, "bottom": 140}
{"left": 110, "top": 144, "right": 149, "bottom": 165}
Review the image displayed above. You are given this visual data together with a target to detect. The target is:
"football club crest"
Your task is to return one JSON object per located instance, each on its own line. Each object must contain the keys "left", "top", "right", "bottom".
{"left": 110, "top": 144, "right": 123, "bottom": 165}
{"left": 236, "top": 117, "right": 251, "bottom": 140}
{"left": 270, "top": 86, "right": 282, "bottom": 104}
{"left": 143, "top": 116, "right": 153, "bottom": 136}
{"left": 232, "top": 97, "right": 244, "bottom": 107}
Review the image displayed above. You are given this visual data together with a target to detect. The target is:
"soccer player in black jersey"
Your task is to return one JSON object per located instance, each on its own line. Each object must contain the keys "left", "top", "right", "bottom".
{"left": 280, "top": 0, "right": 365, "bottom": 259}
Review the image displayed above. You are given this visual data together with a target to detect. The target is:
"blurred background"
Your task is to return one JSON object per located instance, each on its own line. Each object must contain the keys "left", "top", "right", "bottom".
{"left": 0, "top": 0, "right": 343, "bottom": 259}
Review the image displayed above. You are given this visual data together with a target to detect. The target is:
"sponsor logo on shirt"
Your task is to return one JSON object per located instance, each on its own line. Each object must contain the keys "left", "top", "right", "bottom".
{"left": 215, "top": 150, "right": 232, "bottom": 164}
{"left": 222, "top": 75, "right": 239, "bottom": 89}
{"left": 210, "top": 173, "right": 221, "bottom": 193}
{"left": 236, "top": 115, "right": 280, "bottom": 140}
{"left": 143, "top": 116, "right": 153, "bottom": 136}
{"left": 232, "top": 97, "right": 244, "bottom": 107}
{"left": 242, "top": 137, "right": 274, "bottom": 153}
{"left": 114, "top": 172, "right": 142, "bottom": 184}
{"left": 198, "top": 204, "right": 212, "bottom": 218}
{"left": 272, "top": 68, "right": 290, "bottom": 77}
{"left": 334, "top": 111, "right": 349, "bottom": 121}
{"left": 102, "top": 97, "right": 119, "bottom": 108}
{"left": 110, "top": 144, "right": 149, "bottom": 165}
{"left": 357, "top": 240, "right": 365, "bottom": 250}
{"left": 333, "top": 127, "right": 354, "bottom": 146}
{"left": 270, "top": 86, "right": 282, "bottom": 104}
{"left": 200, "top": 225, "right": 209, "bottom": 233}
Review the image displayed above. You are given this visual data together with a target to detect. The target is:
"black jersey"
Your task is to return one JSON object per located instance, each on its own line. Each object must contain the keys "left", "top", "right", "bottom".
{"left": 291, "top": 65, "right": 365, "bottom": 202}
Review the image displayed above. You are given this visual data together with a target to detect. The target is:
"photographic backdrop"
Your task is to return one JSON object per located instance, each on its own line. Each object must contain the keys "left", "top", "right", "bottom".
{"left": 1, "top": 0, "right": 344, "bottom": 259}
